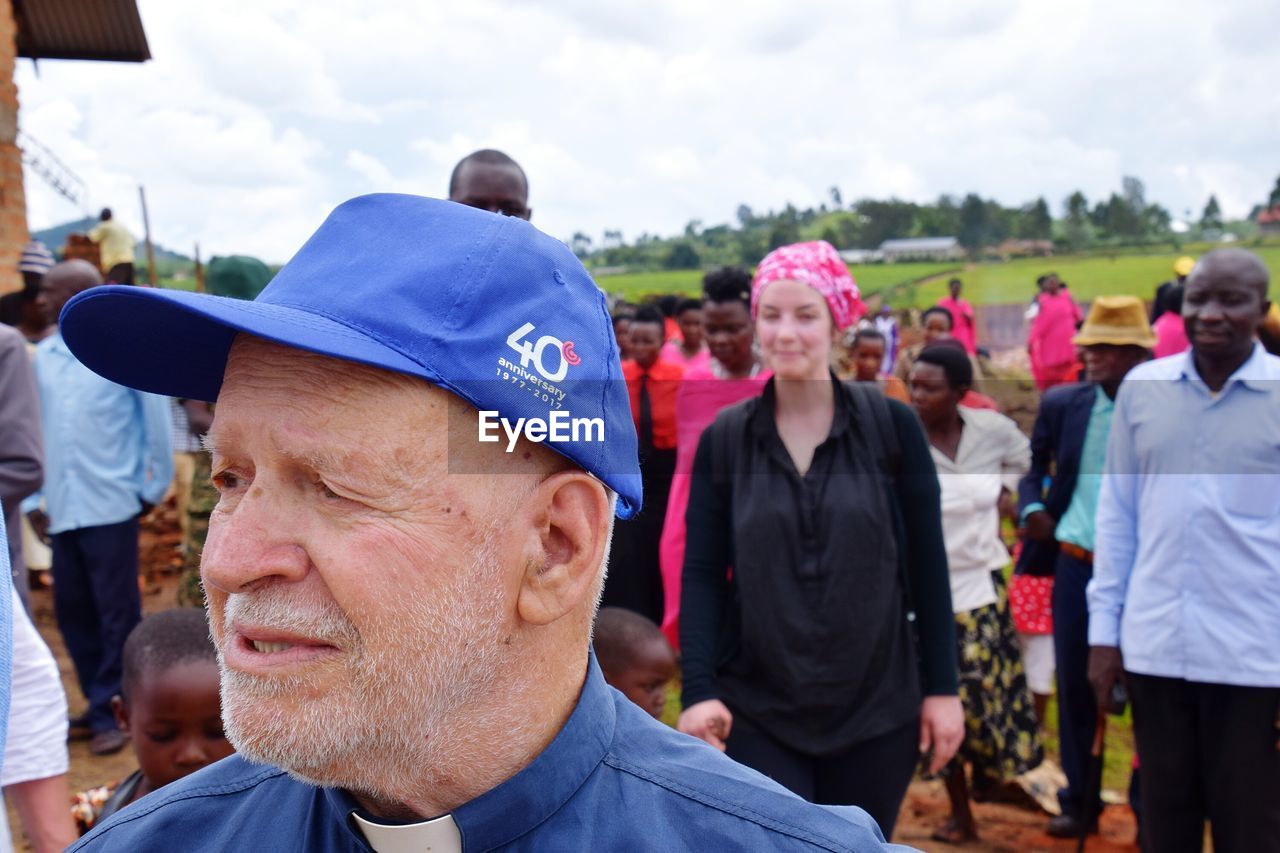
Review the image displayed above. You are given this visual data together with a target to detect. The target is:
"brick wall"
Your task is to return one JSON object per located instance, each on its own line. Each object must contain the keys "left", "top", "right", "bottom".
{"left": 0, "top": 0, "right": 26, "bottom": 297}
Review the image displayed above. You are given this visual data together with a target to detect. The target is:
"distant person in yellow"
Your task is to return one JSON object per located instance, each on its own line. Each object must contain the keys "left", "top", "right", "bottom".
{"left": 88, "top": 209, "right": 137, "bottom": 285}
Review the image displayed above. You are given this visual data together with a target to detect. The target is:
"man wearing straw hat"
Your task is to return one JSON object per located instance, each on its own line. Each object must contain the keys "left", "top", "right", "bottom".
{"left": 1018, "top": 295, "right": 1154, "bottom": 838}
{"left": 62, "top": 194, "right": 904, "bottom": 851}
{"left": 1089, "top": 248, "right": 1280, "bottom": 850}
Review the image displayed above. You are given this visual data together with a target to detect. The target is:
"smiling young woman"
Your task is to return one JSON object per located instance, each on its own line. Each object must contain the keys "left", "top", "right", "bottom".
{"left": 677, "top": 242, "right": 964, "bottom": 840}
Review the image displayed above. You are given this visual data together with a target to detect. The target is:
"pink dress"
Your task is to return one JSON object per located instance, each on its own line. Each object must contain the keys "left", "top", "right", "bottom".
{"left": 1028, "top": 291, "right": 1082, "bottom": 390}
{"left": 1153, "top": 311, "right": 1189, "bottom": 358}
{"left": 938, "top": 296, "right": 978, "bottom": 354}
{"left": 658, "top": 364, "right": 770, "bottom": 648}
{"left": 660, "top": 341, "right": 712, "bottom": 372}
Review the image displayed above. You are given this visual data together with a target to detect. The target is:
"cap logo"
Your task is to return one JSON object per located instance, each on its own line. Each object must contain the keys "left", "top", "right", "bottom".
{"left": 505, "top": 322, "right": 579, "bottom": 382}
{"left": 497, "top": 321, "right": 579, "bottom": 409}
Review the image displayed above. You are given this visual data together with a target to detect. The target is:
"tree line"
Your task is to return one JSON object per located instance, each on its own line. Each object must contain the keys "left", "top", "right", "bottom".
{"left": 573, "top": 174, "right": 1280, "bottom": 271}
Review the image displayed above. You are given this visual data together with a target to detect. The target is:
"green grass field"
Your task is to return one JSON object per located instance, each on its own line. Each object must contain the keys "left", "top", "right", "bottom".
{"left": 911, "top": 244, "right": 1280, "bottom": 307}
{"left": 592, "top": 243, "right": 1280, "bottom": 307}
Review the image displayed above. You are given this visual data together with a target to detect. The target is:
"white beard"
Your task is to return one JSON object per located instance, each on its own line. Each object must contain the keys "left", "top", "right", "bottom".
{"left": 217, "top": 528, "right": 510, "bottom": 801}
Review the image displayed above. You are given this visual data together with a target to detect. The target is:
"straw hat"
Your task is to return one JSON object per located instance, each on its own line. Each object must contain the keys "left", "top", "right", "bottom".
{"left": 1072, "top": 296, "right": 1157, "bottom": 348}
{"left": 1173, "top": 256, "right": 1195, "bottom": 277}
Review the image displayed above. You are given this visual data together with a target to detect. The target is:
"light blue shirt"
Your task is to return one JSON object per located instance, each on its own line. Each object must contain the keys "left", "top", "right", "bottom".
{"left": 23, "top": 333, "right": 173, "bottom": 535}
{"left": 1088, "top": 343, "right": 1280, "bottom": 687}
{"left": 1053, "top": 386, "right": 1114, "bottom": 552}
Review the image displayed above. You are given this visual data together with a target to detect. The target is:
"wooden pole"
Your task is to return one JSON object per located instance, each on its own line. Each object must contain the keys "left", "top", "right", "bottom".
{"left": 194, "top": 242, "right": 204, "bottom": 293}
{"left": 139, "top": 185, "right": 156, "bottom": 286}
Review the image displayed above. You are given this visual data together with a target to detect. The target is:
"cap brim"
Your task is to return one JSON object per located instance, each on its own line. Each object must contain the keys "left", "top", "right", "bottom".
{"left": 60, "top": 286, "right": 432, "bottom": 402}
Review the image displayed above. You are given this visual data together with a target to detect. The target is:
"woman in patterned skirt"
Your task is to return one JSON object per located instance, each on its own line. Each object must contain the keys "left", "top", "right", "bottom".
{"left": 910, "top": 343, "right": 1044, "bottom": 844}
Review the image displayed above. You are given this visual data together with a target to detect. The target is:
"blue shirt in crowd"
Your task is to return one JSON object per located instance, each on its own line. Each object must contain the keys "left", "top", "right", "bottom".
{"left": 1089, "top": 343, "right": 1280, "bottom": 687}
{"left": 72, "top": 654, "right": 906, "bottom": 852}
{"left": 23, "top": 333, "right": 173, "bottom": 534}
{"left": 1052, "top": 385, "right": 1114, "bottom": 553}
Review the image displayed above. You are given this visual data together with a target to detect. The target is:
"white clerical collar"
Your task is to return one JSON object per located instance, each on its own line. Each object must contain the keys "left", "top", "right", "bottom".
{"left": 351, "top": 810, "right": 462, "bottom": 853}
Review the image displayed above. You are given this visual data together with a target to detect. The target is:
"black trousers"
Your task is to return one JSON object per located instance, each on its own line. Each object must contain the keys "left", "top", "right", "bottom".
{"left": 104, "top": 262, "right": 135, "bottom": 285}
{"left": 1052, "top": 549, "right": 1103, "bottom": 820}
{"left": 51, "top": 517, "right": 142, "bottom": 733}
{"left": 725, "top": 714, "right": 920, "bottom": 840}
{"left": 1127, "top": 672, "right": 1280, "bottom": 853}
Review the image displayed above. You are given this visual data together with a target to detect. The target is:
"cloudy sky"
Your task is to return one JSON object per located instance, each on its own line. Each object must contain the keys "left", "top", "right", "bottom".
{"left": 16, "top": 0, "right": 1280, "bottom": 263}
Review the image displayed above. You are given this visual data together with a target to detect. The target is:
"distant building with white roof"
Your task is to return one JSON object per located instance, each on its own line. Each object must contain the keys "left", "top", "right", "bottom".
{"left": 878, "top": 236, "right": 964, "bottom": 261}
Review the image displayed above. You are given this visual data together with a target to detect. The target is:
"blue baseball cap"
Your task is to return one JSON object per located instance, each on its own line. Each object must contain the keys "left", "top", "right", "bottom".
{"left": 59, "top": 194, "right": 642, "bottom": 518}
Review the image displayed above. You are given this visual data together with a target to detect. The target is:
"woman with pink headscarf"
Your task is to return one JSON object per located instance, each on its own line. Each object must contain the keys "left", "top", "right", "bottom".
{"left": 677, "top": 242, "right": 963, "bottom": 839}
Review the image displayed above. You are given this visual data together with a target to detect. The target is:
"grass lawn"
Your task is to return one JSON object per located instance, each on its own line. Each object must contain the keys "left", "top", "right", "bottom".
{"left": 910, "top": 244, "right": 1280, "bottom": 307}
{"left": 593, "top": 242, "right": 1280, "bottom": 308}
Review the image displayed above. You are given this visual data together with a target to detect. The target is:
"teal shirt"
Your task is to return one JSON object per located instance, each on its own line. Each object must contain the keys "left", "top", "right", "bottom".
{"left": 1053, "top": 386, "right": 1114, "bottom": 552}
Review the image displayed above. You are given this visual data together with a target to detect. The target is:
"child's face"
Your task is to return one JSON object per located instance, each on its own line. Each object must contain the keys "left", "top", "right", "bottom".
{"left": 608, "top": 638, "right": 678, "bottom": 719}
{"left": 852, "top": 340, "right": 885, "bottom": 381}
{"left": 628, "top": 322, "right": 664, "bottom": 369}
{"left": 677, "top": 309, "right": 704, "bottom": 348}
{"left": 114, "top": 660, "right": 234, "bottom": 793}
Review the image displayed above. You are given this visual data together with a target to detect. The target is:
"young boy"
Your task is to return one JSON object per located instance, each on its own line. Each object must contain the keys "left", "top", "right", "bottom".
{"left": 846, "top": 328, "right": 910, "bottom": 402}
{"left": 72, "top": 608, "right": 234, "bottom": 834}
{"left": 593, "top": 607, "right": 678, "bottom": 720}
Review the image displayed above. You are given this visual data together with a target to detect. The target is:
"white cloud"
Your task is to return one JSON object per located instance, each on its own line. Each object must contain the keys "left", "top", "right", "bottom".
{"left": 14, "top": 0, "right": 1278, "bottom": 263}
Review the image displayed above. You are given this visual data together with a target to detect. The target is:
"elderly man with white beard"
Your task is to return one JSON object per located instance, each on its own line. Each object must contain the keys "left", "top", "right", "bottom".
{"left": 60, "top": 195, "right": 906, "bottom": 851}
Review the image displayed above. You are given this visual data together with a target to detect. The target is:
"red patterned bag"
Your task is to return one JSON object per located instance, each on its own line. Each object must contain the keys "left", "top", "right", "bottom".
{"left": 1009, "top": 574, "right": 1054, "bottom": 635}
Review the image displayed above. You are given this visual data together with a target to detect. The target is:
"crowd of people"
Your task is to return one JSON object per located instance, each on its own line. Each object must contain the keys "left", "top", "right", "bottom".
{"left": 0, "top": 149, "right": 1276, "bottom": 852}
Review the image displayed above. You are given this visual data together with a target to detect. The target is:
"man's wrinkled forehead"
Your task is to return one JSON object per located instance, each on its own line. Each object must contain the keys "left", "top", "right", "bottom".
{"left": 214, "top": 336, "right": 448, "bottom": 458}
{"left": 216, "top": 334, "right": 568, "bottom": 481}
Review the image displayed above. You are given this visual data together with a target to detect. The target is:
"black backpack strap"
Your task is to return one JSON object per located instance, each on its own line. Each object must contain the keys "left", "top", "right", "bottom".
{"left": 844, "top": 381, "right": 901, "bottom": 477}
{"left": 707, "top": 397, "right": 755, "bottom": 493}
{"left": 844, "top": 381, "right": 916, "bottom": 624}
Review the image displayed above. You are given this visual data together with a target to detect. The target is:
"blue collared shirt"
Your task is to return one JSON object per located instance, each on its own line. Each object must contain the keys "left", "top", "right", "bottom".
{"left": 72, "top": 653, "right": 905, "bottom": 851}
{"left": 1088, "top": 343, "right": 1280, "bottom": 687}
{"left": 1052, "top": 386, "right": 1114, "bottom": 553}
{"left": 24, "top": 333, "right": 173, "bottom": 534}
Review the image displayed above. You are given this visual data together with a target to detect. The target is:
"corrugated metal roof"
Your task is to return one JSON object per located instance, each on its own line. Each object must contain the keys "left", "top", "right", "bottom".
{"left": 14, "top": 0, "right": 151, "bottom": 63}
{"left": 879, "top": 237, "right": 959, "bottom": 251}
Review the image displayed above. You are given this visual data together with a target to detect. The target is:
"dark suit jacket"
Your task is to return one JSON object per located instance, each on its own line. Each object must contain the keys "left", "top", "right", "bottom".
{"left": 1015, "top": 382, "right": 1096, "bottom": 576}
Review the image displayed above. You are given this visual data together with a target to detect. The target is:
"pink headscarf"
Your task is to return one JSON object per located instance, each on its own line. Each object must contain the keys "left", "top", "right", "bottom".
{"left": 750, "top": 241, "right": 866, "bottom": 331}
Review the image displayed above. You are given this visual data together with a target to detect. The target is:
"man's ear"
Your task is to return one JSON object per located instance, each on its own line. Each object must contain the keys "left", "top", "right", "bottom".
{"left": 516, "top": 471, "right": 611, "bottom": 626}
{"left": 112, "top": 694, "right": 130, "bottom": 734}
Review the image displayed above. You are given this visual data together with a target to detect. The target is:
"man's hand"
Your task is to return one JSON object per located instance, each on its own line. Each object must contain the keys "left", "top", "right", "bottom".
{"left": 1023, "top": 510, "right": 1057, "bottom": 543}
{"left": 677, "top": 699, "right": 733, "bottom": 751}
{"left": 26, "top": 509, "right": 50, "bottom": 546}
{"left": 140, "top": 500, "right": 156, "bottom": 518}
{"left": 1088, "top": 645, "right": 1125, "bottom": 712}
{"left": 919, "top": 695, "right": 965, "bottom": 774}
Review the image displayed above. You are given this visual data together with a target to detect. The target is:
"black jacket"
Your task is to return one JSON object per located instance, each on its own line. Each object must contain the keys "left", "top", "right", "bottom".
{"left": 1016, "top": 382, "right": 1096, "bottom": 575}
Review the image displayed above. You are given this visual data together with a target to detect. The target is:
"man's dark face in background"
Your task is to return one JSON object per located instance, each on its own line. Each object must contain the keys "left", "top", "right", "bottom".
{"left": 1183, "top": 251, "right": 1269, "bottom": 367}
{"left": 450, "top": 161, "right": 530, "bottom": 220}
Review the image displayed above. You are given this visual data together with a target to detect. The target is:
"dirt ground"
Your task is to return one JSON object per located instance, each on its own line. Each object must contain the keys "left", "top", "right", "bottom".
{"left": 10, "top": 511, "right": 1139, "bottom": 852}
